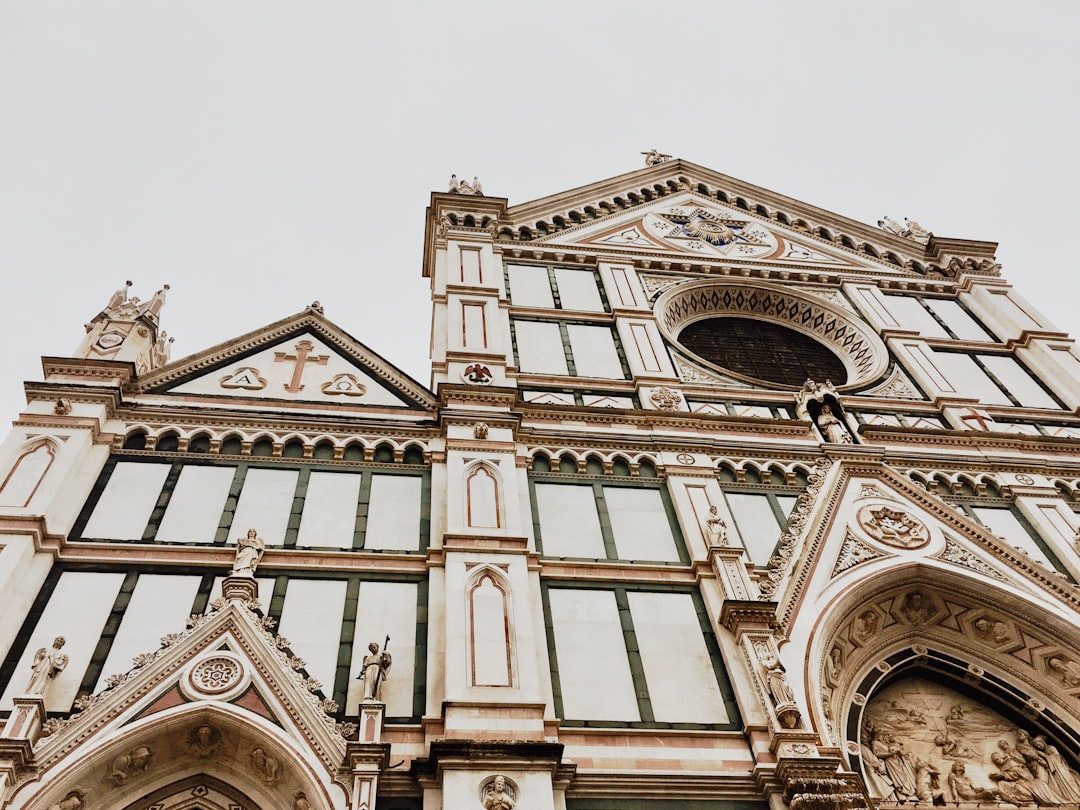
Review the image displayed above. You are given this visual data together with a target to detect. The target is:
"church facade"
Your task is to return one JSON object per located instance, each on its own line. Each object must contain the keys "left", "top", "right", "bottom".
{"left": 1, "top": 158, "right": 1079, "bottom": 809}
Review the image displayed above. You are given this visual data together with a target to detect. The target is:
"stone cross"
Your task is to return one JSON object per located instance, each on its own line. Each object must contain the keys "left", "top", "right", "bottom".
{"left": 274, "top": 340, "right": 328, "bottom": 393}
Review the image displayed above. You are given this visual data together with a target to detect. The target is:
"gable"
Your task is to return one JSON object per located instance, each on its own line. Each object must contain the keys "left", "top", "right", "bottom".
{"left": 535, "top": 192, "right": 887, "bottom": 270}
{"left": 132, "top": 309, "right": 437, "bottom": 411}
{"left": 166, "top": 332, "right": 413, "bottom": 407}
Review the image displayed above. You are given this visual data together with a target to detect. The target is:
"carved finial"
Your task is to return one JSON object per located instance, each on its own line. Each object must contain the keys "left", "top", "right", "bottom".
{"left": 641, "top": 149, "right": 672, "bottom": 166}
{"left": 449, "top": 174, "right": 458, "bottom": 192}
{"left": 448, "top": 174, "right": 483, "bottom": 195}
{"left": 309, "top": 300, "right": 325, "bottom": 314}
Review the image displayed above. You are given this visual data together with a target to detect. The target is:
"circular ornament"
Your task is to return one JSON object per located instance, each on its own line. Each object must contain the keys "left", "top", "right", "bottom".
{"left": 461, "top": 363, "right": 493, "bottom": 385}
{"left": 182, "top": 651, "right": 250, "bottom": 701}
{"left": 856, "top": 504, "right": 930, "bottom": 550}
{"left": 1015, "top": 474, "right": 1035, "bottom": 485}
{"left": 675, "top": 453, "right": 696, "bottom": 465}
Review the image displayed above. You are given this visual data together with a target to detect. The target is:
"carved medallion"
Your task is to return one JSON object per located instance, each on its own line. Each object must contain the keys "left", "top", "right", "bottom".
{"left": 649, "top": 386, "right": 682, "bottom": 411}
{"left": 320, "top": 373, "right": 366, "bottom": 397}
{"left": 675, "top": 453, "right": 695, "bottom": 465}
{"left": 462, "top": 363, "right": 493, "bottom": 385}
{"left": 857, "top": 504, "right": 929, "bottom": 550}
{"left": 183, "top": 651, "right": 249, "bottom": 701}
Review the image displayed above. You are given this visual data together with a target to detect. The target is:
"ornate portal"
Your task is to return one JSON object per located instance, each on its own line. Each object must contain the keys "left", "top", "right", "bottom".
{"left": 858, "top": 677, "right": 1080, "bottom": 804}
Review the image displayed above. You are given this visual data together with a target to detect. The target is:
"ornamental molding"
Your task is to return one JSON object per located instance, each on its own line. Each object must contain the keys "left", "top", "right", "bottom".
{"left": 654, "top": 279, "right": 890, "bottom": 390}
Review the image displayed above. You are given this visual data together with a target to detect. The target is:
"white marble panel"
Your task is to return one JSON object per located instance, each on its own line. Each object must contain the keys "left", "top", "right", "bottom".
{"left": 365, "top": 475, "right": 422, "bottom": 550}
{"left": 978, "top": 355, "right": 1060, "bottom": 409}
{"left": 277, "top": 578, "right": 347, "bottom": 694}
{"left": 931, "top": 351, "right": 1011, "bottom": 405}
{"left": 0, "top": 572, "right": 125, "bottom": 711}
{"left": 229, "top": 468, "right": 299, "bottom": 547}
{"left": 348, "top": 581, "right": 418, "bottom": 716}
{"left": 724, "top": 492, "right": 782, "bottom": 564}
{"left": 881, "top": 295, "right": 949, "bottom": 339}
{"left": 548, "top": 588, "right": 639, "bottom": 721}
{"left": 514, "top": 321, "right": 568, "bottom": 375}
{"left": 554, "top": 268, "right": 605, "bottom": 312}
{"left": 156, "top": 465, "right": 236, "bottom": 543}
{"left": 627, "top": 591, "right": 729, "bottom": 723}
{"left": 0, "top": 443, "right": 53, "bottom": 507}
{"left": 925, "top": 298, "right": 994, "bottom": 341}
{"left": 566, "top": 324, "right": 624, "bottom": 379}
{"left": 534, "top": 483, "right": 605, "bottom": 558}
{"left": 95, "top": 574, "right": 202, "bottom": 690}
{"left": 602, "top": 487, "right": 680, "bottom": 561}
{"left": 507, "top": 264, "right": 554, "bottom": 308}
{"left": 82, "top": 462, "right": 170, "bottom": 540}
{"left": 971, "top": 506, "right": 1055, "bottom": 568}
{"left": 296, "top": 471, "right": 362, "bottom": 549}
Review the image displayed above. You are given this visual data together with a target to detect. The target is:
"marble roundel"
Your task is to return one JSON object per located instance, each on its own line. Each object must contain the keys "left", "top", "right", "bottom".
{"left": 181, "top": 651, "right": 251, "bottom": 701}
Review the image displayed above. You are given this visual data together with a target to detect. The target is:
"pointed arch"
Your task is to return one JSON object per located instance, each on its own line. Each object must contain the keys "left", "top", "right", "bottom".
{"left": 464, "top": 461, "right": 502, "bottom": 529}
{"left": 0, "top": 437, "right": 58, "bottom": 507}
{"left": 465, "top": 565, "right": 515, "bottom": 688}
{"left": 808, "top": 566, "right": 1080, "bottom": 795}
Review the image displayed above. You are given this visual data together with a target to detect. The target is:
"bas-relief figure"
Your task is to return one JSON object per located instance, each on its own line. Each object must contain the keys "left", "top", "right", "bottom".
{"left": 26, "top": 636, "right": 68, "bottom": 696}
{"left": 108, "top": 745, "right": 153, "bottom": 785}
{"left": 49, "top": 791, "right": 84, "bottom": 810}
{"left": 230, "top": 528, "right": 265, "bottom": 577}
{"left": 250, "top": 746, "right": 282, "bottom": 786}
{"left": 641, "top": 148, "right": 672, "bottom": 166}
{"left": 1048, "top": 655, "right": 1080, "bottom": 687}
{"left": 481, "top": 775, "right": 516, "bottom": 810}
{"left": 859, "top": 676, "right": 1080, "bottom": 804}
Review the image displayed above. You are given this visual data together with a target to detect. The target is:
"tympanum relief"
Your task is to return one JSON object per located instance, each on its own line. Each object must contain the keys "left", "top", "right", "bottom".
{"left": 859, "top": 677, "right": 1080, "bottom": 804}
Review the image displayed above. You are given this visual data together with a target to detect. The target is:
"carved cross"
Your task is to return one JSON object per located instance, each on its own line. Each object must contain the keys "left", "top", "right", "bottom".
{"left": 274, "top": 340, "right": 328, "bottom": 393}
{"left": 959, "top": 407, "right": 993, "bottom": 431}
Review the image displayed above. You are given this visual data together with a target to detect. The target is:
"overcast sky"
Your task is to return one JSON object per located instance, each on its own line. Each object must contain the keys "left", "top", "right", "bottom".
{"left": 1, "top": 3, "right": 1077, "bottom": 423}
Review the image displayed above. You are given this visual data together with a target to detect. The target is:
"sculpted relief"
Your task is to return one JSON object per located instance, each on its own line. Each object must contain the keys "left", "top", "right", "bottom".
{"left": 860, "top": 677, "right": 1080, "bottom": 804}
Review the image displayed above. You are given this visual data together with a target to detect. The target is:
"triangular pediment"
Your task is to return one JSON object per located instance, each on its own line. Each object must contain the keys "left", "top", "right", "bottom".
{"left": 766, "top": 462, "right": 1080, "bottom": 630}
{"left": 21, "top": 590, "right": 350, "bottom": 809}
{"left": 535, "top": 192, "right": 885, "bottom": 270}
{"left": 132, "top": 307, "right": 436, "bottom": 411}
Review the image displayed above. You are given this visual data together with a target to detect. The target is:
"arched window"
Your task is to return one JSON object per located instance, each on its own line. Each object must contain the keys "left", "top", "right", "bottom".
{"left": 466, "top": 464, "right": 501, "bottom": 529}
{"left": 0, "top": 440, "right": 56, "bottom": 507}
{"left": 469, "top": 570, "right": 513, "bottom": 687}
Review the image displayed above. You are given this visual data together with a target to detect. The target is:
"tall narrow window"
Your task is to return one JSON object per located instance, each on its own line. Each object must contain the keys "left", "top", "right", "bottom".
{"left": 466, "top": 465, "right": 501, "bottom": 528}
{"left": 0, "top": 441, "right": 56, "bottom": 507}
{"left": 469, "top": 572, "right": 512, "bottom": 686}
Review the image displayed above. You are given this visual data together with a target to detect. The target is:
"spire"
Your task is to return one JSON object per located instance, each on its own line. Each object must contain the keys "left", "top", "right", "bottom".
{"left": 74, "top": 281, "right": 174, "bottom": 375}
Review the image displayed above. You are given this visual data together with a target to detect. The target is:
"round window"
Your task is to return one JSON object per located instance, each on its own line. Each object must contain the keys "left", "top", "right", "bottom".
{"left": 679, "top": 317, "right": 848, "bottom": 387}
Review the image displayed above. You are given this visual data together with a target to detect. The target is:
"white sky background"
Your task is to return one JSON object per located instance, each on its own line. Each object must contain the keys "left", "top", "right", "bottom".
{"left": 0, "top": 3, "right": 1077, "bottom": 422}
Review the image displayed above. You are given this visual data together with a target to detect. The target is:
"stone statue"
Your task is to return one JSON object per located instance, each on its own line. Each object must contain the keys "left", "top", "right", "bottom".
{"left": 359, "top": 640, "right": 392, "bottom": 701}
{"left": 482, "top": 775, "right": 516, "bottom": 810}
{"left": 947, "top": 761, "right": 997, "bottom": 802}
{"left": 27, "top": 637, "right": 68, "bottom": 696}
{"left": 109, "top": 745, "right": 153, "bottom": 785}
{"left": 904, "top": 218, "right": 931, "bottom": 240}
{"left": 871, "top": 730, "right": 917, "bottom": 800}
{"left": 815, "top": 403, "right": 852, "bottom": 444}
{"left": 641, "top": 149, "right": 672, "bottom": 166}
{"left": 449, "top": 175, "right": 483, "bottom": 195}
{"left": 704, "top": 505, "right": 727, "bottom": 545}
{"left": 758, "top": 649, "right": 800, "bottom": 727}
{"left": 294, "top": 790, "right": 312, "bottom": 810}
{"left": 877, "top": 216, "right": 906, "bottom": 236}
{"left": 231, "top": 529, "right": 265, "bottom": 577}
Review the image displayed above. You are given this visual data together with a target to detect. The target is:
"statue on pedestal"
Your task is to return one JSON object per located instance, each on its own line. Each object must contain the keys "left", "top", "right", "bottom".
{"left": 231, "top": 529, "right": 265, "bottom": 577}
{"left": 359, "top": 640, "right": 392, "bottom": 701}
{"left": 27, "top": 637, "right": 68, "bottom": 696}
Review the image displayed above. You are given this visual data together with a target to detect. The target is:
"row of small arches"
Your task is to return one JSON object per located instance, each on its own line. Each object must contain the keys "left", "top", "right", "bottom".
{"left": 489, "top": 177, "right": 946, "bottom": 276}
{"left": 530, "top": 452, "right": 658, "bottom": 478}
{"left": 526, "top": 449, "right": 813, "bottom": 486}
{"left": 120, "top": 428, "right": 426, "bottom": 464}
{"left": 907, "top": 469, "right": 1080, "bottom": 502}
